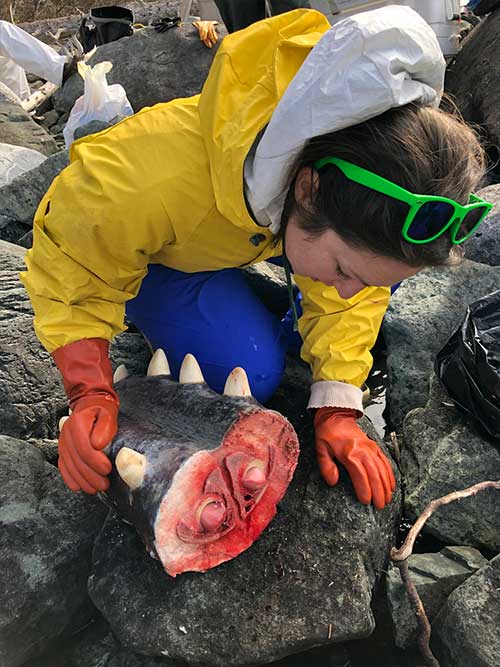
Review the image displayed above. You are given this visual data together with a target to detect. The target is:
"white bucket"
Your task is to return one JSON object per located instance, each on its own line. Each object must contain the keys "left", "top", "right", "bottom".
{"left": 312, "top": 0, "right": 463, "bottom": 56}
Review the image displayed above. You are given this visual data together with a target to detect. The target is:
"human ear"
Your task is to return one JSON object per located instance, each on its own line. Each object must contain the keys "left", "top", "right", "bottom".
{"left": 294, "top": 167, "right": 319, "bottom": 207}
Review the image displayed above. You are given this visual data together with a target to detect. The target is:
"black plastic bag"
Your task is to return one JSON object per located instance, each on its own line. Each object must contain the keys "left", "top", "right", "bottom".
{"left": 78, "top": 6, "right": 134, "bottom": 53}
{"left": 435, "top": 290, "right": 500, "bottom": 443}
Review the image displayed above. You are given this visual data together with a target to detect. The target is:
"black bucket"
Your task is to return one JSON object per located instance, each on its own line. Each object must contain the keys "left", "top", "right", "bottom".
{"left": 78, "top": 6, "right": 134, "bottom": 52}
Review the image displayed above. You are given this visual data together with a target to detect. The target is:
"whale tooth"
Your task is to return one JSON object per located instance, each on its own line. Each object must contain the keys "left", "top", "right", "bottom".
{"left": 113, "top": 364, "right": 129, "bottom": 383}
{"left": 58, "top": 415, "right": 69, "bottom": 432}
{"left": 147, "top": 349, "right": 171, "bottom": 377}
{"left": 223, "top": 367, "right": 252, "bottom": 397}
{"left": 115, "top": 447, "right": 147, "bottom": 490}
{"left": 179, "top": 353, "right": 204, "bottom": 384}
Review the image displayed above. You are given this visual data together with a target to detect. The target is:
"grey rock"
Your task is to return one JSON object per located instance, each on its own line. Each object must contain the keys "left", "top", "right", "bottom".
{"left": 54, "top": 23, "right": 225, "bottom": 116}
{"left": 73, "top": 114, "right": 129, "bottom": 142}
{"left": 432, "top": 554, "right": 500, "bottom": 667}
{"left": 38, "top": 109, "right": 60, "bottom": 130}
{"left": 386, "top": 546, "right": 488, "bottom": 649}
{"left": 402, "top": 374, "right": 500, "bottom": 552}
{"left": 0, "top": 142, "right": 46, "bottom": 186}
{"left": 0, "top": 239, "right": 150, "bottom": 440}
{"left": 88, "top": 357, "right": 402, "bottom": 666}
{"left": 243, "top": 261, "right": 290, "bottom": 318}
{"left": 0, "top": 435, "right": 107, "bottom": 667}
{"left": 445, "top": 10, "right": 500, "bottom": 147}
{"left": 0, "top": 81, "right": 58, "bottom": 156}
{"left": 464, "top": 183, "right": 500, "bottom": 266}
{"left": 0, "top": 150, "right": 69, "bottom": 243}
{"left": 0, "top": 241, "right": 66, "bottom": 439}
{"left": 382, "top": 260, "right": 500, "bottom": 428}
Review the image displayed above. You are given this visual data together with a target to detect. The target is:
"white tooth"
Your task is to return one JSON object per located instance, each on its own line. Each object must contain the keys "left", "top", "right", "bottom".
{"left": 147, "top": 348, "right": 171, "bottom": 376}
{"left": 179, "top": 353, "right": 204, "bottom": 384}
{"left": 58, "top": 415, "right": 69, "bottom": 432}
{"left": 223, "top": 367, "right": 252, "bottom": 397}
{"left": 113, "top": 364, "right": 129, "bottom": 383}
{"left": 115, "top": 447, "right": 147, "bottom": 490}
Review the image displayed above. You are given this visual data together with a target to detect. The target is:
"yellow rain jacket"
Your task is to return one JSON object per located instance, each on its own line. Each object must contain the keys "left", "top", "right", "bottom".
{"left": 21, "top": 9, "right": 390, "bottom": 411}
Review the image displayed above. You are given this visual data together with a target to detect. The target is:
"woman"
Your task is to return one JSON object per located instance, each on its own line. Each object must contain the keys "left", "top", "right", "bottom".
{"left": 21, "top": 6, "right": 490, "bottom": 510}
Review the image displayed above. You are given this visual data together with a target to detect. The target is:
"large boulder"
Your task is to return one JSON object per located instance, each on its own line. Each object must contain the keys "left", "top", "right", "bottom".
{"left": 88, "top": 358, "right": 402, "bottom": 666}
{"left": 464, "top": 183, "right": 500, "bottom": 266}
{"left": 54, "top": 22, "right": 225, "bottom": 117}
{"left": 386, "top": 546, "right": 488, "bottom": 649}
{"left": 0, "top": 241, "right": 65, "bottom": 439}
{"left": 382, "top": 260, "right": 500, "bottom": 428}
{"left": 0, "top": 150, "right": 69, "bottom": 244}
{"left": 0, "top": 142, "right": 46, "bottom": 187}
{"left": 0, "top": 239, "right": 152, "bottom": 440}
{"left": 0, "top": 435, "right": 107, "bottom": 666}
{"left": 431, "top": 554, "right": 500, "bottom": 667}
{"left": 402, "top": 375, "right": 500, "bottom": 552}
{"left": 0, "top": 82, "right": 58, "bottom": 156}
{"left": 445, "top": 10, "right": 500, "bottom": 146}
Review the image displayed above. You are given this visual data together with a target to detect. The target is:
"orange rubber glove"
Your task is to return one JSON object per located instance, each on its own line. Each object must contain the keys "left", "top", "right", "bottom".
{"left": 193, "top": 20, "right": 218, "bottom": 48}
{"left": 52, "top": 338, "right": 119, "bottom": 495}
{"left": 314, "top": 407, "right": 396, "bottom": 510}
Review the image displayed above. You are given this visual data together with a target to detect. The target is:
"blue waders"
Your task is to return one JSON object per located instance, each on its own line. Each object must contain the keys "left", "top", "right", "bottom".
{"left": 126, "top": 264, "right": 299, "bottom": 403}
{"left": 126, "top": 264, "right": 399, "bottom": 404}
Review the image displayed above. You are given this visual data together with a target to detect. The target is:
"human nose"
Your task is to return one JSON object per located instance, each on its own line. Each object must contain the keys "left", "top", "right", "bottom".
{"left": 335, "top": 280, "right": 366, "bottom": 299}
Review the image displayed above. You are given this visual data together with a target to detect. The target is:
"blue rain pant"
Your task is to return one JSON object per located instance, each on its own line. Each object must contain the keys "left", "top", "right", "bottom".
{"left": 126, "top": 264, "right": 401, "bottom": 404}
{"left": 126, "top": 264, "right": 298, "bottom": 403}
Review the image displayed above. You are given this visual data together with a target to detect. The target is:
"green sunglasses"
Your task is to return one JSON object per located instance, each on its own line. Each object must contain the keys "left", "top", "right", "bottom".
{"left": 314, "top": 157, "right": 493, "bottom": 245}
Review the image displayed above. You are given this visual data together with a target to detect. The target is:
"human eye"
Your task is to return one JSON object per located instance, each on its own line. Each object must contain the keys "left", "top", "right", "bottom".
{"left": 335, "top": 266, "right": 349, "bottom": 280}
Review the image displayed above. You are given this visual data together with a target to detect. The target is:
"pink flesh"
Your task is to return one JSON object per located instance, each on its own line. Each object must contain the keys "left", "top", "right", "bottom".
{"left": 154, "top": 409, "right": 299, "bottom": 576}
{"left": 242, "top": 466, "right": 267, "bottom": 492}
{"left": 199, "top": 502, "right": 227, "bottom": 532}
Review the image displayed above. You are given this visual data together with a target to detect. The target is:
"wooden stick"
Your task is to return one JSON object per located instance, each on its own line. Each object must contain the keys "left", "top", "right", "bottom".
{"left": 392, "top": 480, "right": 500, "bottom": 562}
{"left": 393, "top": 560, "right": 439, "bottom": 667}
{"left": 390, "top": 480, "right": 500, "bottom": 667}
{"left": 22, "top": 81, "right": 59, "bottom": 113}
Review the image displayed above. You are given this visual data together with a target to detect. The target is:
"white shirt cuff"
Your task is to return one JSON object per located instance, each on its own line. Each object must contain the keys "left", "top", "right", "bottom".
{"left": 307, "top": 380, "right": 364, "bottom": 415}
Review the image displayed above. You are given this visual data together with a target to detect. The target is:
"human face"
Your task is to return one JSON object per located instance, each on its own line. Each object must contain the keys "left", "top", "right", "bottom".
{"left": 283, "top": 169, "right": 422, "bottom": 300}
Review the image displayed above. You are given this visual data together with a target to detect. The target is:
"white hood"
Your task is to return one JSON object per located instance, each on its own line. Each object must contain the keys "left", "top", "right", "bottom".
{"left": 244, "top": 4, "right": 446, "bottom": 232}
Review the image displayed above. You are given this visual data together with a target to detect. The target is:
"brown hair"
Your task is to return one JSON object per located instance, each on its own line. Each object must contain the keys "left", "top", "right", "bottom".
{"left": 279, "top": 103, "right": 487, "bottom": 267}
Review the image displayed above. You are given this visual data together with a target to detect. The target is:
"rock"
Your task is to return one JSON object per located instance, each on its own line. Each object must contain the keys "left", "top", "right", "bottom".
{"left": 88, "top": 356, "right": 402, "bottom": 666}
{"left": 0, "top": 238, "right": 152, "bottom": 439}
{"left": 0, "top": 142, "right": 46, "bottom": 186}
{"left": 445, "top": 10, "right": 500, "bottom": 149}
{"left": 0, "top": 435, "right": 107, "bottom": 667}
{"left": 243, "top": 261, "right": 290, "bottom": 317}
{"left": 464, "top": 183, "right": 500, "bottom": 266}
{"left": 38, "top": 109, "right": 60, "bottom": 130}
{"left": 53, "top": 23, "right": 225, "bottom": 117}
{"left": 402, "top": 374, "right": 500, "bottom": 552}
{"left": 431, "top": 554, "right": 500, "bottom": 667}
{"left": 73, "top": 114, "right": 129, "bottom": 142}
{"left": 472, "top": 0, "right": 500, "bottom": 15}
{"left": 0, "top": 241, "right": 67, "bottom": 439}
{"left": 0, "top": 81, "right": 58, "bottom": 156}
{"left": 382, "top": 260, "right": 500, "bottom": 428}
{"left": 0, "top": 150, "right": 69, "bottom": 243}
{"left": 386, "top": 546, "right": 488, "bottom": 649}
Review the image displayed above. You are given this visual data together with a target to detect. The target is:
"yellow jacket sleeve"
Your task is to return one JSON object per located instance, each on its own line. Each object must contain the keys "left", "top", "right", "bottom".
{"left": 294, "top": 275, "right": 391, "bottom": 388}
{"left": 20, "top": 125, "right": 176, "bottom": 353}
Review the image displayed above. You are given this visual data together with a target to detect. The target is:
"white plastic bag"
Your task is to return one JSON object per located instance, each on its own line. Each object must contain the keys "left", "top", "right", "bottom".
{"left": 0, "top": 143, "right": 46, "bottom": 186}
{"left": 63, "top": 61, "right": 133, "bottom": 148}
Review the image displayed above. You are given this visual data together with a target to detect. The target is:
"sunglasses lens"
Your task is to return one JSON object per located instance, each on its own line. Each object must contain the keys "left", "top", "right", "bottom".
{"left": 406, "top": 201, "right": 455, "bottom": 241}
{"left": 454, "top": 206, "right": 489, "bottom": 243}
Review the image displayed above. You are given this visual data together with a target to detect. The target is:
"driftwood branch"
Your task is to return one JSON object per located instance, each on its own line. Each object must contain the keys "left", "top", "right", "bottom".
{"left": 392, "top": 480, "right": 500, "bottom": 561}
{"left": 392, "top": 559, "right": 439, "bottom": 667}
{"left": 21, "top": 81, "right": 58, "bottom": 113}
{"left": 390, "top": 480, "right": 500, "bottom": 667}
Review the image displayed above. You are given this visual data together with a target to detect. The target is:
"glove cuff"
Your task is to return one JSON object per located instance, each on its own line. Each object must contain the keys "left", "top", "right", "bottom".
{"left": 51, "top": 338, "right": 118, "bottom": 410}
{"left": 314, "top": 406, "right": 358, "bottom": 428}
